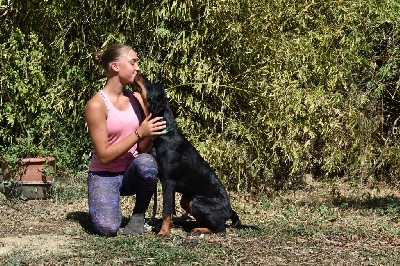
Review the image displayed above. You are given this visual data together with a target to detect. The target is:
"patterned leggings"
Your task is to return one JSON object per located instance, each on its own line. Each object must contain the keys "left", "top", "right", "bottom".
{"left": 87, "top": 153, "right": 158, "bottom": 236}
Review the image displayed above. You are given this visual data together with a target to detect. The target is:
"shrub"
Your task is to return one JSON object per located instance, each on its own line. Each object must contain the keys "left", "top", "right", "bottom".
{"left": 1, "top": 0, "right": 399, "bottom": 192}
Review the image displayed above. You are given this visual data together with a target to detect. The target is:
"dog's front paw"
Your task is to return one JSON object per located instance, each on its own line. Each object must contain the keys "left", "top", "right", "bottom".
{"left": 157, "top": 228, "right": 171, "bottom": 237}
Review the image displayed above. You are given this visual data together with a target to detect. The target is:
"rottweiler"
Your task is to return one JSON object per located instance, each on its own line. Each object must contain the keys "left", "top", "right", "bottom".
{"left": 135, "top": 75, "right": 241, "bottom": 236}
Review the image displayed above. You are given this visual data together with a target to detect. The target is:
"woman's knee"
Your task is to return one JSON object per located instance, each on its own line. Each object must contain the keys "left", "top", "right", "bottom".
{"left": 135, "top": 153, "right": 157, "bottom": 166}
{"left": 134, "top": 153, "right": 158, "bottom": 180}
{"left": 90, "top": 213, "right": 121, "bottom": 237}
{"left": 94, "top": 222, "right": 120, "bottom": 237}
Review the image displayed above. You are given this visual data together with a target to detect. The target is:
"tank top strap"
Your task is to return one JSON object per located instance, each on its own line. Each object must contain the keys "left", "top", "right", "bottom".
{"left": 124, "top": 89, "right": 144, "bottom": 123}
{"left": 99, "top": 90, "right": 112, "bottom": 111}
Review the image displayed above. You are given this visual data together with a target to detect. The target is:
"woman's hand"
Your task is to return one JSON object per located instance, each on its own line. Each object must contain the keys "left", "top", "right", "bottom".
{"left": 137, "top": 114, "right": 166, "bottom": 138}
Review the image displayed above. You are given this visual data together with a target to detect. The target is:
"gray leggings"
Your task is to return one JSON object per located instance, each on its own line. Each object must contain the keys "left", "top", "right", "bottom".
{"left": 87, "top": 153, "right": 158, "bottom": 236}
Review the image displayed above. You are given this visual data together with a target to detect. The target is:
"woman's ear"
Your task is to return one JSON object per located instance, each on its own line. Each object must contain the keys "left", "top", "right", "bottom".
{"left": 110, "top": 61, "right": 119, "bottom": 72}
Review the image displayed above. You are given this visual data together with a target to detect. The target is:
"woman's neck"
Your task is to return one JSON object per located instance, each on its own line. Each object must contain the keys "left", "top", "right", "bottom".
{"left": 103, "top": 78, "right": 125, "bottom": 96}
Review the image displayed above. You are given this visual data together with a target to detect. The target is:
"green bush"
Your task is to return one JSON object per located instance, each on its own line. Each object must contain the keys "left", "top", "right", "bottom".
{"left": 1, "top": 0, "right": 399, "bottom": 192}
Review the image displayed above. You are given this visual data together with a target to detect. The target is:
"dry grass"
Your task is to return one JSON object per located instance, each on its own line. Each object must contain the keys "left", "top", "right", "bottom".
{"left": 0, "top": 179, "right": 399, "bottom": 265}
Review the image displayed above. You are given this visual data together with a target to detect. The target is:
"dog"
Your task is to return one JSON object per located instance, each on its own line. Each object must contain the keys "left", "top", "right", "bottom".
{"left": 135, "top": 75, "right": 241, "bottom": 236}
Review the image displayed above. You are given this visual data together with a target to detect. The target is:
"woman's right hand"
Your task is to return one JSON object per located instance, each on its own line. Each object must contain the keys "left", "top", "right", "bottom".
{"left": 136, "top": 113, "right": 166, "bottom": 138}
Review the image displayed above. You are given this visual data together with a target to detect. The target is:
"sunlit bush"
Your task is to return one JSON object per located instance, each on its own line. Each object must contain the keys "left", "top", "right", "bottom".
{"left": 1, "top": 0, "right": 399, "bottom": 192}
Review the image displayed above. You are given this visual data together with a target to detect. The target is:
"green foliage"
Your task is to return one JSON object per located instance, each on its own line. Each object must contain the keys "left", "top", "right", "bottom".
{"left": 0, "top": 135, "right": 52, "bottom": 173}
{"left": 1, "top": 28, "right": 49, "bottom": 143}
{"left": 1, "top": 0, "right": 399, "bottom": 192}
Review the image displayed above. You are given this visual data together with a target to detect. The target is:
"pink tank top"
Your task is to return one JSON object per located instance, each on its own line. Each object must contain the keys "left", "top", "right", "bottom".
{"left": 89, "top": 90, "right": 142, "bottom": 172}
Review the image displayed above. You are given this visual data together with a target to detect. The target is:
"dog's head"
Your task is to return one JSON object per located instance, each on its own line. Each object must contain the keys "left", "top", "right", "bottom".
{"left": 135, "top": 74, "right": 168, "bottom": 117}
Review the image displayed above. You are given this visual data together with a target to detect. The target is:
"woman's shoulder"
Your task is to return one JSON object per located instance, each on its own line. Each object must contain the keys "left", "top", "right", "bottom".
{"left": 86, "top": 92, "right": 106, "bottom": 112}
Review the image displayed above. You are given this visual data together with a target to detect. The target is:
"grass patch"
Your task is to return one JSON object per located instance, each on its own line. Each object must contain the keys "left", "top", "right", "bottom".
{"left": 0, "top": 179, "right": 399, "bottom": 265}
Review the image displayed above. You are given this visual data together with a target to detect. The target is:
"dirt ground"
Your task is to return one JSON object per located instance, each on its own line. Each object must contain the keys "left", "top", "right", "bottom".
{"left": 0, "top": 180, "right": 399, "bottom": 265}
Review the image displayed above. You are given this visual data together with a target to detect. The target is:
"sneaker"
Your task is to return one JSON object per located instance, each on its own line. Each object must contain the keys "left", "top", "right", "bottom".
{"left": 124, "top": 213, "right": 145, "bottom": 235}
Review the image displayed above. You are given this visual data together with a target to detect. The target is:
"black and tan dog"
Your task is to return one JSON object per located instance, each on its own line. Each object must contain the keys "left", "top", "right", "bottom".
{"left": 135, "top": 75, "right": 241, "bottom": 236}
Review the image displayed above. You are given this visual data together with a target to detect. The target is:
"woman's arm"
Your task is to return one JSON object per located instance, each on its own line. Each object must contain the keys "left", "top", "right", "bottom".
{"left": 85, "top": 94, "right": 165, "bottom": 164}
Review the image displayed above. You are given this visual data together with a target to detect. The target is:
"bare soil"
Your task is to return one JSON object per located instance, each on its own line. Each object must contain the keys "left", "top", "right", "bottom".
{"left": 1, "top": 180, "right": 399, "bottom": 265}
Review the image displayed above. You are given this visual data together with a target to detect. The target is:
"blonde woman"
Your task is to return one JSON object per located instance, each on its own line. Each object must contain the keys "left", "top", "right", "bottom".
{"left": 86, "top": 44, "right": 166, "bottom": 236}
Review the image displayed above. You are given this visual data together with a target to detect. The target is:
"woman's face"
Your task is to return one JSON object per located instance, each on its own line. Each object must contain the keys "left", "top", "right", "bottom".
{"left": 115, "top": 49, "right": 140, "bottom": 84}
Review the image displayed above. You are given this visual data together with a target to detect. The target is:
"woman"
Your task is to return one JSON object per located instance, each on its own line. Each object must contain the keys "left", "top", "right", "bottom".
{"left": 85, "top": 44, "right": 166, "bottom": 236}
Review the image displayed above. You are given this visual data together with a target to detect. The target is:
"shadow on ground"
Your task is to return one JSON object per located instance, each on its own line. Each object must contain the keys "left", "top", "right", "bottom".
{"left": 66, "top": 211, "right": 97, "bottom": 235}
{"left": 65, "top": 211, "right": 138, "bottom": 235}
{"left": 334, "top": 195, "right": 400, "bottom": 214}
{"left": 66, "top": 211, "right": 261, "bottom": 236}
{"left": 151, "top": 214, "right": 262, "bottom": 234}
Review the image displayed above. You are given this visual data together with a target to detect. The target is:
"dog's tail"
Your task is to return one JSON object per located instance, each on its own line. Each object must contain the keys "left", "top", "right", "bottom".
{"left": 230, "top": 209, "right": 262, "bottom": 231}
{"left": 230, "top": 209, "right": 242, "bottom": 228}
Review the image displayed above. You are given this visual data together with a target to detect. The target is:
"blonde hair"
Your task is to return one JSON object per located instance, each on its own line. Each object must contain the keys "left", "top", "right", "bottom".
{"left": 92, "top": 44, "right": 133, "bottom": 70}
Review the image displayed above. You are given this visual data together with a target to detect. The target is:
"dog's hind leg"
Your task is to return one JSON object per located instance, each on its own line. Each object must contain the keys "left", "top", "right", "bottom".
{"left": 192, "top": 227, "right": 212, "bottom": 235}
{"left": 180, "top": 195, "right": 212, "bottom": 234}
{"left": 180, "top": 195, "right": 193, "bottom": 214}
